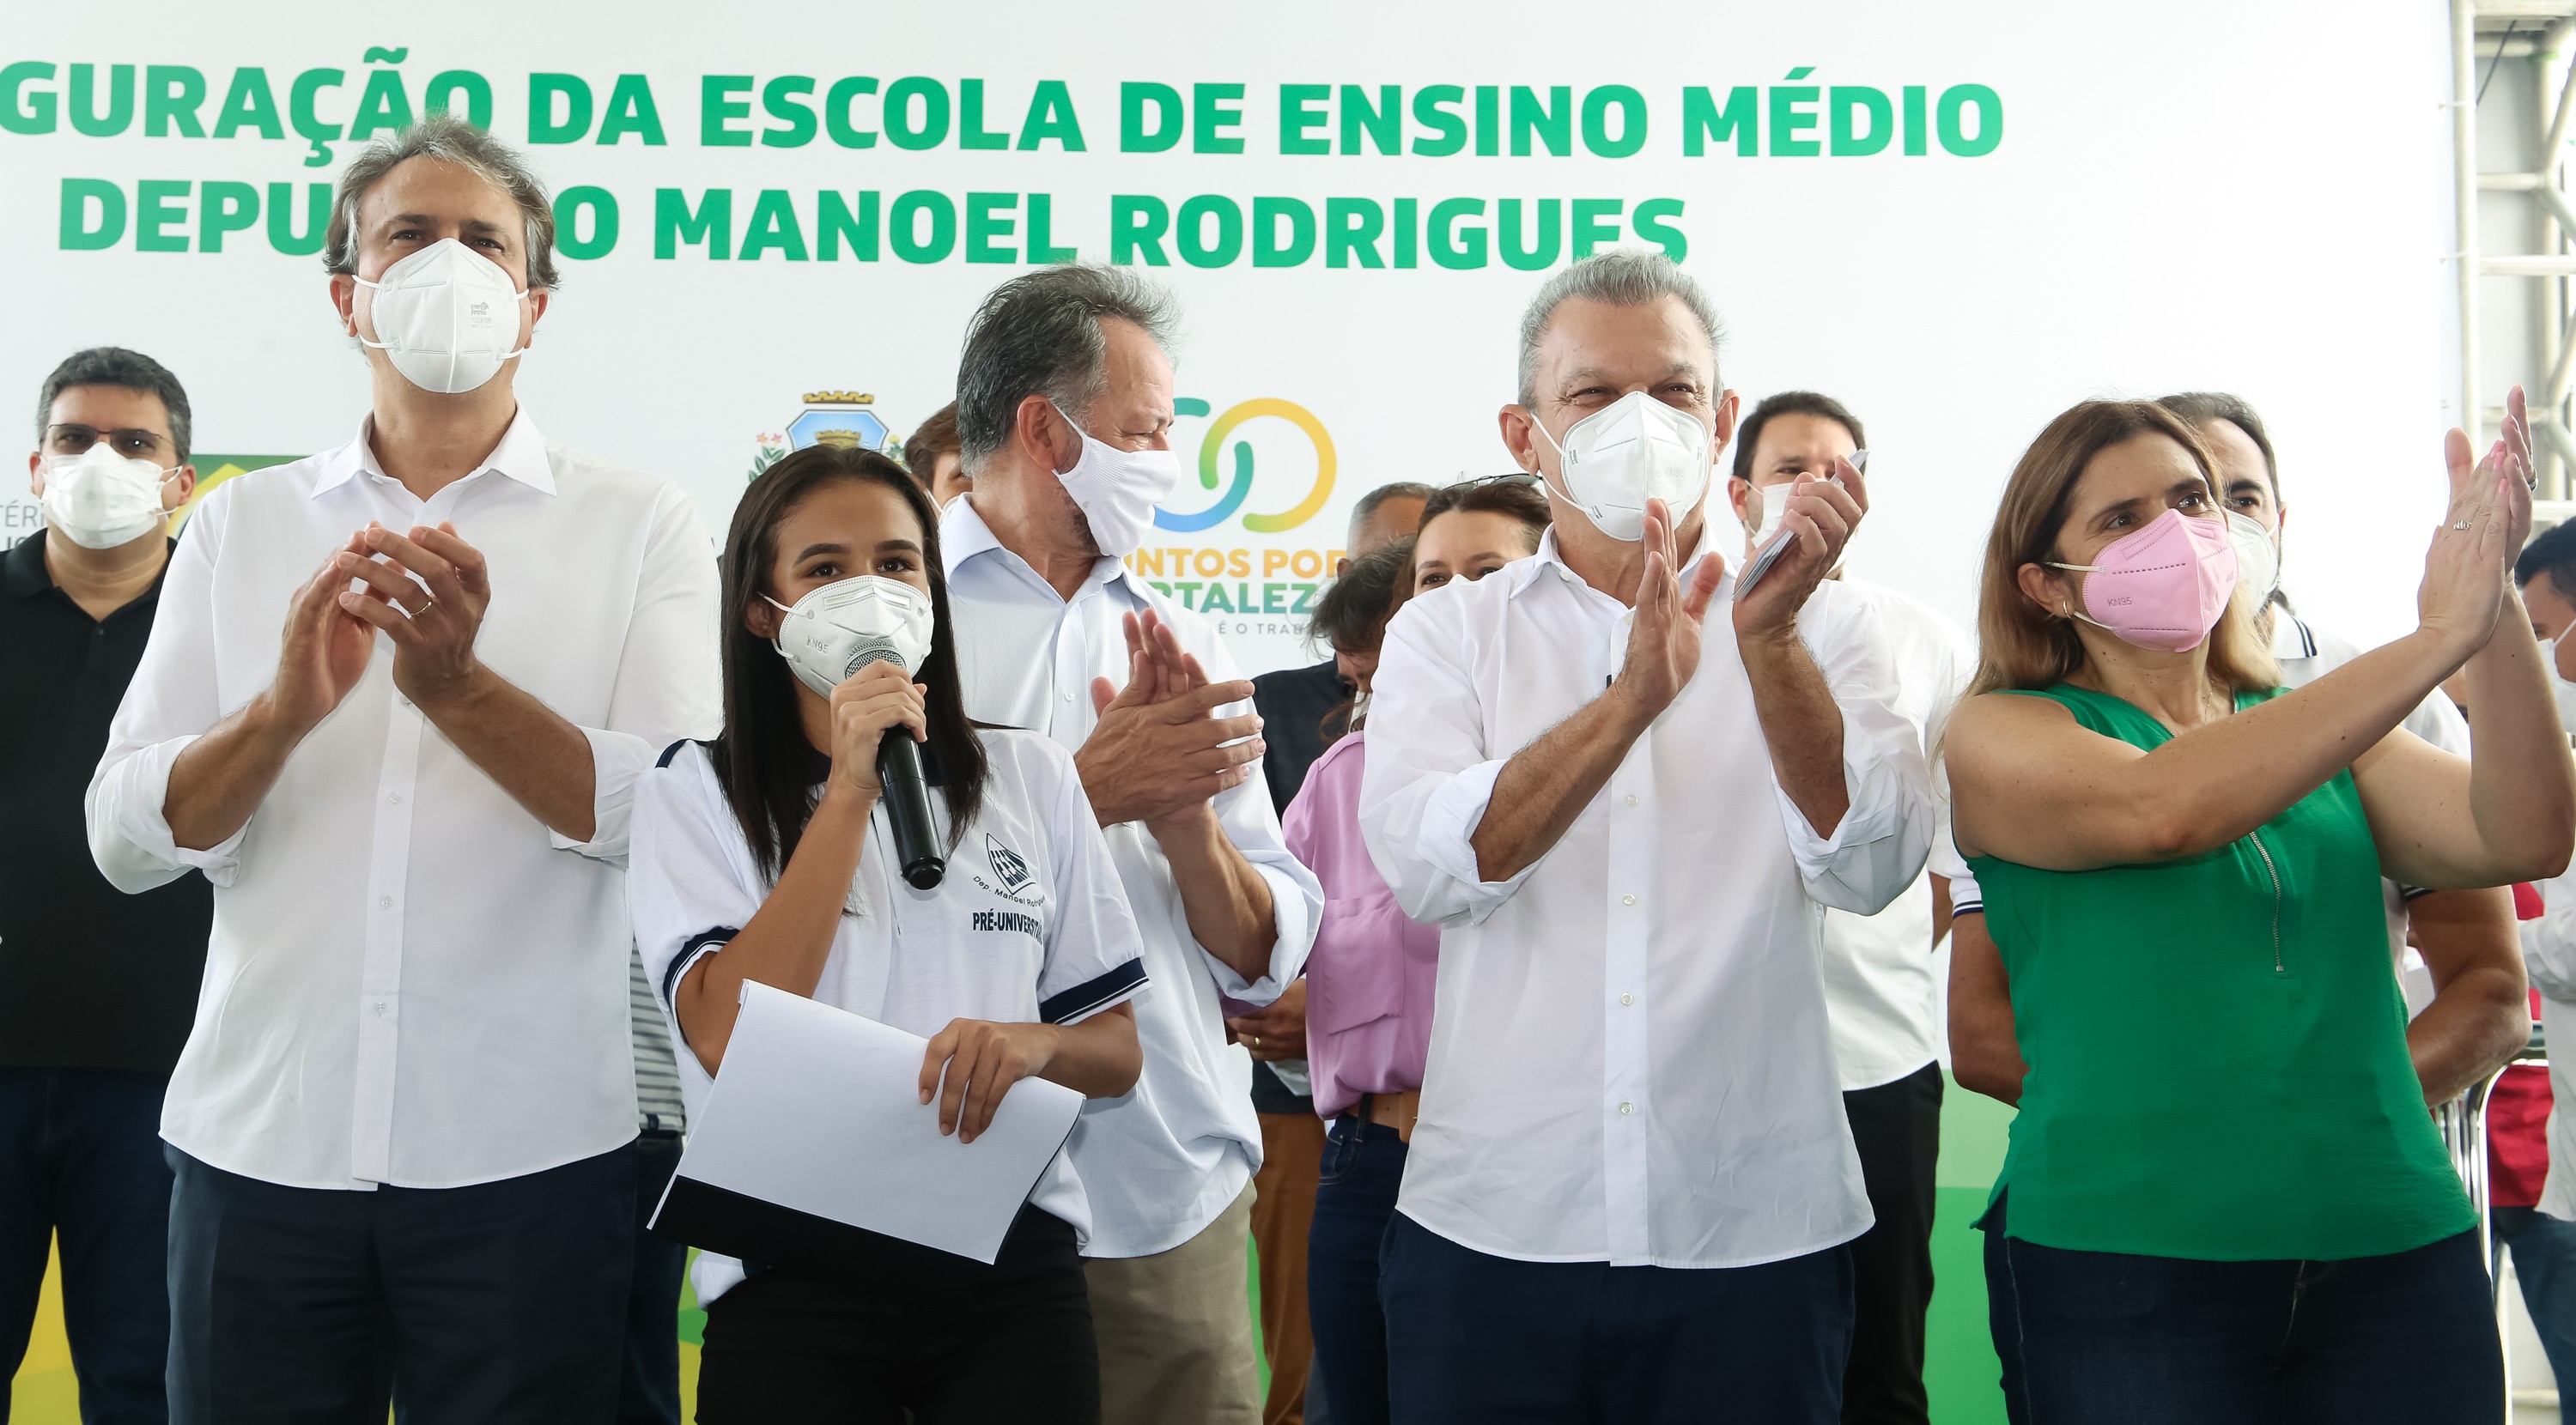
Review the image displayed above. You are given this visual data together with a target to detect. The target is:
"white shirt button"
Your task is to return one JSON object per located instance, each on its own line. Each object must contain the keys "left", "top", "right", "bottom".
{"left": 377, "top": 896, "right": 394, "bottom": 911}
{"left": 388, "top": 791, "right": 403, "bottom": 804}
{"left": 1063, "top": 690, "right": 1075, "bottom": 702}
{"left": 372, "top": 1001, "right": 387, "bottom": 1016}
{"left": 1625, "top": 794, "right": 1638, "bottom": 807}
{"left": 1621, "top": 894, "right": 1637, "bottom": 907}
{"left": 1620, "top": 993, "right": 1635, "bottom": 1006}
{"left": 1619, "top": 1101, "right": 1634, "bottom": 1115}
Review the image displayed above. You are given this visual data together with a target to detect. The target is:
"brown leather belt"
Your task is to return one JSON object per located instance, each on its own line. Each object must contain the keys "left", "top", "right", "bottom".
{"left": 1362, "top": 1089, "right": 1420, "bottom": 1143}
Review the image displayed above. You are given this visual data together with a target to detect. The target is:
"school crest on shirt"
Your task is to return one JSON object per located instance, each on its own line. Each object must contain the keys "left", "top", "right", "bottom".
{"left": 970, "top": 831, "right": 1047, "bottom": 912}
{"left": 749, "top": 391, "right": 896, "bottom": 482}
{"left": 986, "top": 834, "right": 1033, "bottom": 894}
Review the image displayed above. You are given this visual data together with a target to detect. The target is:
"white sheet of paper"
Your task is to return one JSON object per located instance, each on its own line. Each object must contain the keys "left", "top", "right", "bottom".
{"left": 666, "top": 981, "right": 1084, "bottom": 1264}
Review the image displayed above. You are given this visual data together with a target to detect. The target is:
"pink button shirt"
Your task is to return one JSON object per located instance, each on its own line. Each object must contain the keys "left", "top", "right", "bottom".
{"left": 1283, "top": 731, "right": 1441, "bottom": 1119}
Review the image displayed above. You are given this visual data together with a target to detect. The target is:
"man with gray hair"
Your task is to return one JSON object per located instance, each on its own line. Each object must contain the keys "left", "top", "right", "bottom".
{"left": 1357, "top": 252, "right": 1935, "bottom": 1421}
{"left": 88, "top": 115, "right": 718, "bottom": 1423}
{"left": 941, "top": 264, "right": 1321, "bottom": 1425}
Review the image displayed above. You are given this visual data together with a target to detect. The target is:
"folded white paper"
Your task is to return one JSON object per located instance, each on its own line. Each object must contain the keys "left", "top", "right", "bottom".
{"left": 653, "top": 980, "right": 1083, "bottom": 1264}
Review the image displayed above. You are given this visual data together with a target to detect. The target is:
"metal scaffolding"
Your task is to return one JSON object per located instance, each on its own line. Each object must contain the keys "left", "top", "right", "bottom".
{"left": 2461, "top": 0, "right": 2576, "bottom": 500}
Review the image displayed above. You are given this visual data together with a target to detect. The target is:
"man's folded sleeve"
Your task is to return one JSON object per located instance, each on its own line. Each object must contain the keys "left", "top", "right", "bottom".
{"left": 1358, "top": 599, "right": 1536, "bottom": 929}
{"left": 1778, "top": 596, "right": 1936, "bottom": 916}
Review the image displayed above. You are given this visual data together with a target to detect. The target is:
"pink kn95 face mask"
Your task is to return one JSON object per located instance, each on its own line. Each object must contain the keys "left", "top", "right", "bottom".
{"left": 2046, "top": 507, "right": 2239, "bottom": 653}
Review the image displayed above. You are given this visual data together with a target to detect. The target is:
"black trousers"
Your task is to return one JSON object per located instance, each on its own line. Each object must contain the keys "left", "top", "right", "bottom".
{"left": 617, "top": 1131, "right": 687, "bottom": 1425}
{"left": 0, "top": 1068, "right": 173, "bottom": 1425}
{"left": 1380, "top": 1211, "right": 1855, "bottom": 1423}
{"left": 1839, "top": 1061, "right": 1943, "bottom": 1425}
{"left": 695, "top": 1204, "right": 1098, "bottom": 1424}
{"left": 166, "top": 1141, "right": 635, "bottom": 1425}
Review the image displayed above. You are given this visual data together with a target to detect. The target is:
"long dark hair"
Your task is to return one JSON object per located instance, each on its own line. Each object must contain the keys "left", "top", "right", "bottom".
{"left": 1418, "top": 474, "right": 1552, "bottom": 545}
{"left": 1308, "top": 539, "right": 1417, "bottom": 743}
{"left": 714, "top": 444, "right": 988, "bottom": 879}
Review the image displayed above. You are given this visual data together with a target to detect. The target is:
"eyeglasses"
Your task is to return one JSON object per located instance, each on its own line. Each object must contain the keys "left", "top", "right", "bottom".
{"left": 45, "top": 424, "right": 176, "bottom": 463}
{"left": 1447, "top": 471, "right": 1540, "bottom": 490}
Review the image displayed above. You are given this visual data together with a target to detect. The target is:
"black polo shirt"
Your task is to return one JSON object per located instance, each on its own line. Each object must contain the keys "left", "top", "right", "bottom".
{"left": 0, "top": 534, "right": 211, "bottom": 1074}
{"left": 1249, "top": 658, "right": 1352, "bottom": 817}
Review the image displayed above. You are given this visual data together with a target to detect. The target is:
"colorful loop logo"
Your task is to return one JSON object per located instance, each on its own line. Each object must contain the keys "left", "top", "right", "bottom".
{"left": 1153, "top": 397, "right": 1336, "bottom": 534}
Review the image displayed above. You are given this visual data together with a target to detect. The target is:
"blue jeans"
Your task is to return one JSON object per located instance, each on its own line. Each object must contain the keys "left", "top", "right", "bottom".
{"left": 2495, "top": 1206, "right": 2576, "bottom": 1396}
{"left": 1306, "top": 1117, "right": 1406, "bottom": 1425}
{"left": 1985, "top": 1197, "right": 2500, "bottom": 1424}
{"left": 0, "top": 1067, "right": 173, "bottom": 1425}
{"left": 1380, "top": 1211, "right": 1853, "bottom": 1424}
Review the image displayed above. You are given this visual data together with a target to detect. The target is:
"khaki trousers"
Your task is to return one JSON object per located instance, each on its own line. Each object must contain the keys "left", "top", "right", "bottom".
{"left": 1086, "top": 1182, "right": 1261, "bottom": 1425}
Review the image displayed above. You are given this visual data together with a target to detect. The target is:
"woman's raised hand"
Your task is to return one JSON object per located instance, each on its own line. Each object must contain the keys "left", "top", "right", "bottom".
{"left": 828, "top": 658, "right": 927, "bottom": 801}
{"left": 2417, "top": 411, "right": 2528, "bottom": 664}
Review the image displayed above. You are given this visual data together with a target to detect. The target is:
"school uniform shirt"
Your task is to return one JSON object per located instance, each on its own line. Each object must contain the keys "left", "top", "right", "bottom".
{"left": 1360, "top": 527, "right": 1936, "bottom": 1268}
{"left": 940, "top": 497, "right": 1322, "bottom": 1259}
{"left": 629, "top": 732, "right": 1150, "bottom": 1304}
{"left": 86, "top": 412, "right": 722, "bottom": 1191}
{"left": 1814, "top": 578, "right": 1972, "bottom": 1093}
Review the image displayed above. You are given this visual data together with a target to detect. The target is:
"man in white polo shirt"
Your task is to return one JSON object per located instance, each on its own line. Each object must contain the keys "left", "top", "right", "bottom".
{"left": 1359, "top": 252, "right": 1935, "bottom": 1423}
{"left": 86, "top": 116, "right": 718, "bottom": 1424}
{"left": 939, "top": 264, "right": 1321, "bottom": 1425}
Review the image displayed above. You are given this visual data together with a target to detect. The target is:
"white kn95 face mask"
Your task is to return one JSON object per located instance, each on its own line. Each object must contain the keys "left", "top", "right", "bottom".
{"left": 354, "top": 239, "right": 533, "bottom": 395}
{"left": 764, "top": 575, "right": 938, "bottom": 699}
{"left": 1528, "top": 391, "right": 1712, "bottom": 542}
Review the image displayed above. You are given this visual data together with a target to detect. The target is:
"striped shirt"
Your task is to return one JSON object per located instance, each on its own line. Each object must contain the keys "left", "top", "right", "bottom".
{"left": 629, "top": 947, "right": 688, "bottom": 1135}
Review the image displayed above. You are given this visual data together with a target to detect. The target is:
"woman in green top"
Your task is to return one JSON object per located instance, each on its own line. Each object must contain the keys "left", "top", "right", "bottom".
{"left": 1944, "top": 393, "right": 2574, "bottom": 1424}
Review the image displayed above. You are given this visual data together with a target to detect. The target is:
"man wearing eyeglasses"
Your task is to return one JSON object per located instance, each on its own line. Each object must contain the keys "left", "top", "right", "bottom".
{"left": 2, "top": 347, "right": 210, "bottom": 1422}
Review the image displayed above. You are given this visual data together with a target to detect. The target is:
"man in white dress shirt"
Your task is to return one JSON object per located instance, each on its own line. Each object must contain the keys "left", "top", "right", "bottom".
{"left": 939, "top": 264, "right": 1322, "bottom": 1425}
{"left": 1359, "top": 252, "right": 1935, "bottom": 1423}
{"left": 1727, "top": 390, "right": 1969, "bottom": 1425}
{"left": 86, "top": 117, "right": 719, "bottom": 1424}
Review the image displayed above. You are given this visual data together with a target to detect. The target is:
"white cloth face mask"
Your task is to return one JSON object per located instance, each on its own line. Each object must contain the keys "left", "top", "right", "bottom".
{"left": 764, "top": 575, "right": 938, "bottom": 699}
{"left": 2224, "top": 509, "right": 2281, "bottom": 610}
{"left": 1049, "top": 401, "right": 1181, "bottom": 557}
{"left": 1528, "top": 391, "right": 1712, "bottom": 542}
{"left": 41, "top": 442, "right": 178, "bottom": 549}
{"left": 354, "top": 239, "right": 532, "bottom": 395}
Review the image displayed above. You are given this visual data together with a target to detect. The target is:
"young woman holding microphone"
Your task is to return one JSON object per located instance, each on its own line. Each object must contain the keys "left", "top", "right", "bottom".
{"left": 629, "top": 444, "right": 1148, "bottom": 1423}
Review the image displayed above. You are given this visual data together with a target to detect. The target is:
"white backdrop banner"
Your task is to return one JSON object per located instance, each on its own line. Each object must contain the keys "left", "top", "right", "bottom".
{"left": 1, "top": 0, "right": 2456, "bottom": 671}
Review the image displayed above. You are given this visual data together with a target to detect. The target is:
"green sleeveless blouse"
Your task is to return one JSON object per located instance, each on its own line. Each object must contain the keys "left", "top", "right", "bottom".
{"left": 1969, "top": 683, "right": 2472, "bottom": 1261}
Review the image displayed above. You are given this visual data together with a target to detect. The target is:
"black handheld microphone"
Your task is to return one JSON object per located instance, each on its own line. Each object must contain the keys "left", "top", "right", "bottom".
{"left": 877, "top": 734, "right": 945, "bottom": 889}
{"left": 848, "top": 641, "right": 945, "bottom": 890}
